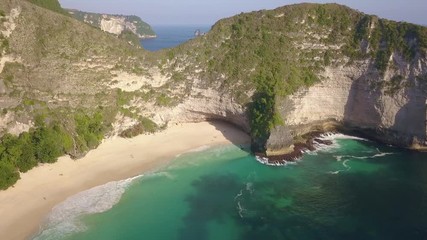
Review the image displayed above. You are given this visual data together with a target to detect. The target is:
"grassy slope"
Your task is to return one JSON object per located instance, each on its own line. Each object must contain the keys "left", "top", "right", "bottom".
{"left": 27, "top": 0, "right": 67, "bottom": 15}
{"left": 0, "top": 0, "right": 158, "bottom": 189}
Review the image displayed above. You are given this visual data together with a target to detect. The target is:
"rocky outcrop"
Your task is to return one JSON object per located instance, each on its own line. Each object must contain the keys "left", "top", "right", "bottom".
{"left": 67, "top": 9, "right": 156, "bottom": 39}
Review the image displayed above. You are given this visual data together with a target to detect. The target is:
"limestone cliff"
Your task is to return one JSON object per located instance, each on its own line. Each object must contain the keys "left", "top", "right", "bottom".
{"left": 67, "top": 9, "right": 156, "bottom": 39}
{"left": 268, "top": 56, "right": 427, "bottom": 153}
{"left": 1, "top": 0, "right": 427, "bottom": 188}
{"left": 2, "top": 1, "right": 427, "bottom": 151}
{"left": 162, "top": 3, "right": 427, "bottom": 154}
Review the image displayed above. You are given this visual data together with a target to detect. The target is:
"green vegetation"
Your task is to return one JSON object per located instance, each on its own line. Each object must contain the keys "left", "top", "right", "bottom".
{"left": 0, "top": 0, "right": 156, "bottom": 190}
{"left": 166, "top": 3, "right": 426, "bottom": 152}
{"left": 126, "top": 15, "right": 156, "bottom": 37}
{"left": 0, "top": 111, "right": 108, "bottom": 190}
{"left": 1, "top": 0, "right": 426, "bottom": 189}
{"left": 116, "top": 89, "right": 132, "bottom": 107}
{"left": 382, "top": 75, "right": 405, "bottom": 95}
{"left": 374, "top": 21, "right": 426, "bottom": 73}
{"left": 156, "top": 93, "right": 176, "bottom": 107}
{"left": 0, "top": 125, "right": 66, "bottom": 189}
{"left": 119, "top": 30, "right": 141, "bottom": 46}
{"left": 75, "top": 111, "right": 105, "bottom": 150}
{"left": 27, "top": 0, "right": 67, "bottom": 15}
{"left": 0, "top": 37, "right": 8, "bottom": 55}
{"left": 119, "top": 117, "right": 158, "bottom": 138}
{"left": 173, "top": 4, "right": 332, "bottom": 151}
{"left": 345, "top": 15, "right": 427, "bottom": 74}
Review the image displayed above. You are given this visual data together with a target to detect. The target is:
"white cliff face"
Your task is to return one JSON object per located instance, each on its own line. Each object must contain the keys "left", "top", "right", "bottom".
{"left": 0, "top": 7, "right": 29, "bottom": 136}
{"left": 268, "top": 54, "right": 427, "bottom": 151}
{"left": 0, "top": 7, "right": 22, "bottom": 73}
{"left": 67, "top": 10, "right": 157, "bottom": 39}
{"left": 92, "top": 15, "right": 155, "bottom": 38}
{"left": 100, "top": 17, "right": 125, "bottom": 35}
{"left": 107, "top": 66, "right": 249, "bottom": 137}
{"left": 283, "top": 65, "right": 355, "bottom": 126}
{"left": 149, "top": 76, "right": 248, "bottom": 131}
{"left": 1, "top": 7, "right": 20, "bottom": 38}
{"left": 154, "top": 88, "right": 248, "bottom": 130}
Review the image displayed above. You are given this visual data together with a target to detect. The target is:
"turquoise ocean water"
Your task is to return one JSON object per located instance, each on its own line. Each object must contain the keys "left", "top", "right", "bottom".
{"left": 140, "top": 25, "right": 211, "bottom": 51}
{"left": 33, "top": 134, "right": 427, "bottom": 240}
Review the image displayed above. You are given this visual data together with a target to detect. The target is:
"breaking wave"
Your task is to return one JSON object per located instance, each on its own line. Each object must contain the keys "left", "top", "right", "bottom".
{"left": 255, "top": 155, "right": 299, "bottom": 166}
{"left": 32, "top": 175, "right": 143, "bottom": 240}
{"left": 234, "top": 180, "right": 255, "bottom": 218}
{"left": 312, "top": 133, "right": 370, "bottom": 153}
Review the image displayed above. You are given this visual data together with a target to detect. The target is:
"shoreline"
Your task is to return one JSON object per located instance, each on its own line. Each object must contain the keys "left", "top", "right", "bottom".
{"left": 0, "top": 121, "right": 250, "bottom": 240}
{"left": 259, "top": 131, "right": 334, "bottom": 166}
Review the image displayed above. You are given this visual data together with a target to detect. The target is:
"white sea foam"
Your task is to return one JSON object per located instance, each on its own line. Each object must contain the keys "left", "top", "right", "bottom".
{"left": 234, "top": 190, "right": 243, "bottom": 201}
{"left": 234, "top": 181, "right": 256, "bottom": 218}
{"left": 255, "top": 156, "right": 299, "bottom": 167}
{"left": 333, "top": 150, "right": 393, "bottom": 162}
{"left": 317, "top": 132, "right": 368, "bottom": 141}
{"left": 32, "top": 175, "right": 142, "bottom": 240}
{"left": 147, "top": 171, "right": 175, "bottom": 179}
{"left": 187, "top": 145, "right": 211, "bottom": 153}
{"left": 314, "top": 133, "right": 371, "bottom": 152}
{"left": 246, "top": 182, "right": 254, "bottom": 194}
{"left": 343, "top": 160, "right": 351, "bottom": 169}
{"left": 328, "top": 160, "right": 351, "bottom": 175}
{"left": 175, "top": 145, "right": 211, "bottom": 158}
{"left": 256, "top": 133, "right": 375, "bottom": 167}
{"left": 237, "top": 201, "right": 246, "bottom": 218}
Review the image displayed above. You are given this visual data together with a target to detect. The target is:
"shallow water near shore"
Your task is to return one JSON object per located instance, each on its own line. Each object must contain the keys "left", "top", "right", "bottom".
{"left": 34, "top": 135, "right": 427, "bottom": 240}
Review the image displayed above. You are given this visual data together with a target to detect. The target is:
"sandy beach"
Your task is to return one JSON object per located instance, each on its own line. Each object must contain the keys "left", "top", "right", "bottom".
{"left": 0, "top": 121, "right": 250, "bottom": 240}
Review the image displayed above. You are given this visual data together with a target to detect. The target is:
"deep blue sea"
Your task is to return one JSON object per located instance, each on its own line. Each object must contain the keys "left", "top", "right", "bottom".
{"left": 141, "top": 25, "right": 212, "bottom": 51}
{"left": 33, "top": 134, "right": 427, "bottom": 240}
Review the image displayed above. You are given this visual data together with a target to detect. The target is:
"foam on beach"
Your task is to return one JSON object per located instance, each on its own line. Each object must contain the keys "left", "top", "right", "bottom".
{"left": 32, "top": 175, "right": 143, "bottom": 240}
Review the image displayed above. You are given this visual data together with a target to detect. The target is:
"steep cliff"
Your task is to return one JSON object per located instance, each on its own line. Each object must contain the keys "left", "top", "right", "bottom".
{"left": 67, "top": 9, "right": 156, "bottom": 39}
{"left": 0, "top": 0, "right": 427, "bottom": 188}
{"left": 165, "top": 3, "right": 427, "bottom": 154}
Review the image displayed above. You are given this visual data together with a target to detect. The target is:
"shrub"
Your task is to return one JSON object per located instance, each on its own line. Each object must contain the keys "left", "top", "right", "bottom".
{"left": 0, "top": 161, "right": 19, "bottom": 190}
{"left": 16, "top": 132, "right": 38, "bottom": 172}
{"left": 75, "top": 111, "right": 105, "bottom": 150}
{"left": 119, "top": 117, "right": 158, "bottom": 138}
{"left": 32, "top": 126, "right": 65, "bottom": 163}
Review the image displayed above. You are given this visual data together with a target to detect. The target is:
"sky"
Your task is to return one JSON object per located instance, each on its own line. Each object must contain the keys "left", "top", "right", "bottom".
{"left": 59, "top": 0, "right": 427, "bottom": 26}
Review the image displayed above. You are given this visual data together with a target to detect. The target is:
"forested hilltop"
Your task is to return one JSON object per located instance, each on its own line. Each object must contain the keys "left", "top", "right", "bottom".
{"left": 0, "top": 0, "right": 426, "bottom": 188}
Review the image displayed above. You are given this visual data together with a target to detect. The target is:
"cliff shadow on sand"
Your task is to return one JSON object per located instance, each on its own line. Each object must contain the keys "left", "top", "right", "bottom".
{"left": 207, "top": 120, "right": 251, "bottom": 151}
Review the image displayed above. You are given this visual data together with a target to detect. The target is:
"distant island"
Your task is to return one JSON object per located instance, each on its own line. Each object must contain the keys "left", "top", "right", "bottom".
{"left": 67, "top": 9, "right": 156, "bottom": 39}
